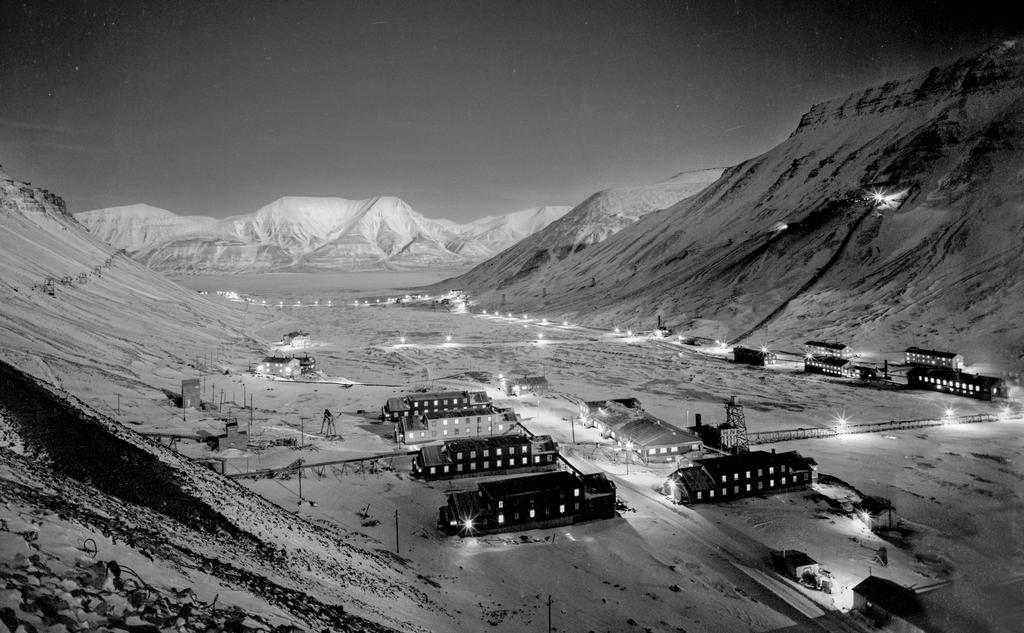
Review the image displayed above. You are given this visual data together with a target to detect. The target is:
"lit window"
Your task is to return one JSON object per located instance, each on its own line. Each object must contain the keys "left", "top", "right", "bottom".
{"left": 696, "top": 491, "right": 702, "bottom": 499}
{"left": 497, "top": 460, "right": 502, "bottom": 467}
{"left": 429, "top": 467, "right": 435, "bottom": 474}
{"left": 709, "top": 490, "right": 715, "bottom": 498}
{"left": 470, "top": 451, "right": 476, "bottom": 458}
{"left": 457, "top": 452, "right": 463, "bottom": 460}
{"left": 496, "top": 448, "right": 502, "bottom": 456}
{"left": 745, "top": 471, "right": 751, "bottom": 478}
{"left": 534, "top": 456, "right": 540, "bottom": 463}
{"left": 443, "top": 420, "right": 448, "bottom": 426}
{"left": 497, "top": 514, "right": 504, "bottom": 524}
{"left": 746, "top": 484, "right": 751, "bottom": 492}
{"left": 734, "top": 473, "right": 739, "bottom": 481}
{"left": 483, "top": 461, "right": 489, "bottom": 468}
{"left": 456, "top": 464, "right": 463, "bottom": 472}
{"left": 522, "top": 457, "right": 528, "bottom": 465}
{"left": 770, "top": 479, "right": 774, "bottom": 487}
{"left": 769, "top": 467, "right": 774, "bottom": 474}
{"left": 443, "top": 430, "right": 448, "bottom": 436}
{"left": 483, "top": 450, "right": 489, "bottom": 457}
{"left": 498, "top": 500, "right": 503, "bottom": 508}
{"left": 781, "top": 476, "right": 786, "bottom": 484}
{"left": 498, "top": 424, "right": 504, "bottom": 430}
{"left": 443, "top": 466, "right": 449, "bottom": 473}
{"left": 574, "top": 488, "right": 580, "bottom": 496}
{"left": 721, "top": 476, "right": 727, "bottom": 483}
{"left": 529, "top": 509, "right": 535, "bottom": 518}
{"left": 559, "top": 504, "right": 565, "bottom": 513}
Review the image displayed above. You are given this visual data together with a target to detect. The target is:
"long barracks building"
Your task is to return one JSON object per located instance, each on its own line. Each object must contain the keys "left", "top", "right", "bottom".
{"left": 906, "top": 367, "right": 1007, "bottom": 401}
{"left": 439, "top": 471, "right": 616, "bottom": 536}
{"left": 662, "top": 450, "right": 817, "bottom": 505}
{"left": 412, "top": 434, "right": 558, "bottom": 480}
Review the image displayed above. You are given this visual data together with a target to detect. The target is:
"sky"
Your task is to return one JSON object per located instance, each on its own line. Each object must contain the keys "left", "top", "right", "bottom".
{"left": 1, "top": 1, "right": 1021, "bottom": 222}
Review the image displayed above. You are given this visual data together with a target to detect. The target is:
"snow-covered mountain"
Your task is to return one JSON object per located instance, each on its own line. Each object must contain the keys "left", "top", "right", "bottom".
{"left": 445, "top": 41, "right": 1024, "bottom": 366}
{"left": 443, "top": 168, "right": 725, "bottom": 290}
{"left": 76, "top": 196, "right": 571, "bottom": 273}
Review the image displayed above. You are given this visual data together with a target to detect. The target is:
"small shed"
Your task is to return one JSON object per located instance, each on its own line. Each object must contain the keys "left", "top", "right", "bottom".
{"left": 771, "top": 550, "right": 819, "bottom": 583}
{"left": 505, "top": 376, "right": 549, "bottom": 397}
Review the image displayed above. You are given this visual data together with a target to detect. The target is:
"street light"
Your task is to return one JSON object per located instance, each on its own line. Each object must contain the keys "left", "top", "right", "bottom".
{"left": 625, "top": 441, "right": 633, "bottom": 475}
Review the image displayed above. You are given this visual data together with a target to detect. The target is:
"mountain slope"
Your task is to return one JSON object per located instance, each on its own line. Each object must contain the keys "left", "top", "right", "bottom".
{"left": 77, "top": 197, "right": 571, "bottom": 273}
{"left": 442, "top": 168, "right": 724, "bottom": 292}
{"left": 451, "top": 41, "right": 1024, "bottom": 366}
{"left": 0, "top": 166, "right": 458, "bottom": 631}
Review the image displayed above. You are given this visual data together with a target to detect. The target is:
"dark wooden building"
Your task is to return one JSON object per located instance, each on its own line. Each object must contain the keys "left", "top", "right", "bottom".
{"left": 733, "top": 346, "right": 778, "bottom": 366}
{"left": 662, "top": 450, "right": 817, "bottom": 504}
{"left": 906, "top": 367, "right": 1007, "bottom": 401}
{"left": 397, "top": 406, "right": 518, "bottom": 444}
{"left": 413, "top": 434, "right": 558, "bottom": 479}
{"left": 439, "top": 471, "right": 616, "bottom": 536}
{"left": 905, "top": 347, "right": 963, "bottom": 371}
{"left": 504, "top": 375, "right": 549, "bottom": 397}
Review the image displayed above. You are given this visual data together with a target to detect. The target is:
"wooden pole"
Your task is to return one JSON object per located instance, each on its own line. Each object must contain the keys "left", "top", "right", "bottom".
{"left": 116, "top": 394, "right": 120, "bottom": 415}
{"left": 547, "top": 595, "right": 552, "bottom": 633}
{"left": 395, "top": 509, "right": 400, "bottom": 555}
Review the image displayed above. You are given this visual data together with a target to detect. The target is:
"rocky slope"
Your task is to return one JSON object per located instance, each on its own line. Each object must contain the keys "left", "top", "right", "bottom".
{"left": 450, "top": 41, "right": 1024, "bottom": 367}
{"left": 441, "top": 167, "right": 724, "bottom": 292}
{"left": 77, "top": 197, "right": 570, "bottom": 274}
{"left": 0, "top": 166, "right": 458, "bottom": 632}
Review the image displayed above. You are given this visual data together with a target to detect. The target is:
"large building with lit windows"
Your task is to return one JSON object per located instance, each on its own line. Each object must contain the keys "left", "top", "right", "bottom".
{"left": 804, "top": 341, "right": 853, "bottom": 358}
{"left": 438, "top": 471, "right": 616, "bottom": 536}
{"left": 733, "top": 346, "right": 778, "bottom": 366}
{"left": 581, "top": 398, "right": 703, "bottom": 463}
{"left": 255, "top": 356, "right": 301, "bottom": 378}
{"left": 906, "top": 367, "right": 1007, "bottom": 401}
{"left": 396, "top": 405, "right": 518, "bottom": 444}
{"left": 412, "top": 434, "right": 558, "bottom": 480}
{"left": 904, "top": 347, "right": 964, "bottom": 370}
{"left": 804, "top": 355, "right": 857, "bottom": 378}
{"left": 383, "top": 390, "right": 493, "bottom": 442}
{"left": 662, "top": 450, "right": 817, "bottom": 505}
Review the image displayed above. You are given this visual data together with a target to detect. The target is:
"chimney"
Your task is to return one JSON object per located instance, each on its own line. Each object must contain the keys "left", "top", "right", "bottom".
{"left": 771, "top": 448, "right": 776, "bottom": 454}
{"left": 695, "top": 413, "right": 702, "bottom": 428}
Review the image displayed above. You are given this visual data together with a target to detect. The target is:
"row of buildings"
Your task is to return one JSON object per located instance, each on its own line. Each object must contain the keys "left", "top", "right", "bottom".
{"left": 390, "top": 388, "right": 619, "bottom": 537}
{"left": 733, "top": 341, "right": 1008, "bottom": 401}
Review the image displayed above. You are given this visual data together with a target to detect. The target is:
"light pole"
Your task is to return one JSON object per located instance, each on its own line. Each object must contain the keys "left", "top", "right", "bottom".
{"left": 625, "top": 441, "right": 633, "bottom": 475}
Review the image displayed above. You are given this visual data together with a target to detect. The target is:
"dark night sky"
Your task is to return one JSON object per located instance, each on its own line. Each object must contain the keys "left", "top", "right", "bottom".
{"left": 1, "top": 1, "right": 1021, "bottom": 221}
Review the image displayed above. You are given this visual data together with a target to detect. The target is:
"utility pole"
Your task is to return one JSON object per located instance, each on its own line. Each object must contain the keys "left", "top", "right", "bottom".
{"left": 116, "top": 394, "right": 120, "bottom": 415}
{"left": 547, "top": 595, "right": 552, "bottom": 633}
{"left": 395, "top": 509, "right": 400, "bottom": 555}
{"left": 570, "top": 415, "right": 575, "bottom": 444}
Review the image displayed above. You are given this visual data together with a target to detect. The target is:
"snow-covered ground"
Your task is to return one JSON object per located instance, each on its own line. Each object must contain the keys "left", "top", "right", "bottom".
{"left": 143, "top": 274, "right": 1019, "bottom": 632}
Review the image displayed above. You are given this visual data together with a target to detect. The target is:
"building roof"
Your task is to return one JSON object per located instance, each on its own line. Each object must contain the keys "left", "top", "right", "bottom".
{"left": 695, "top": 450, "right": 814, "bottom": 480}
{"left": 478, "top": 471, "right": 581, "bottom": 500}
{"left": 529, "top": 435, "right": 558, "bottom": 453}
{"left": 385, "top": 397, "right": 410, "bottom": 412}
{"left": 407, "top": 390, "right": 469, "bottom": 403}
{"left": 261, "top": 356, "right": 298, "bottom": 364}
{"left": 807, "top": 355, "right": 852, "bottom": 367}
{"left": 448, "top": 490, "right": 484, "bottom": 522}
{"left": 443, "top": 434, "right": 529, "bottom": 454}
{"left": 421, "top": 406, "right": 504, "bottom": 420}
{"left": 906, "top": 366, "right": 1003, "bottom": 387}
{"left": 285, "top": 330, "right": 310, "bottom": 337}
{"left": 419, "top": 444, "right": 445, "bottom": 467}
{"left": 585, "top": 397, "right": 642, "bottom": 411}
{"left": 774, "top": 549, "right": 817, "bottom": 568}
{"left": 667, "top": 465, "right": 716, "bottom": 493}
{"left": 509, "top": 376, "right": 549, "bottom": 387}
{"left": 805, "top": 341, "right": 850, "bottom": 350}
{"left": 581, "top": 472, "right": 615, "bottom": 495}
{"left": 905, "top": 347, "right": 961, "bottom": 358}
{"left": 614, "top": 417, "right": 701, "bottom": 449}
{"left": 853, "top": 576, "right": 923, "bottom": 618}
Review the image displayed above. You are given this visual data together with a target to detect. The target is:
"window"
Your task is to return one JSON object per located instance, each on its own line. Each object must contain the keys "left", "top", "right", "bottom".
{"left": 443, "top": 466, "right": 449, "bottom": 473}
{"left": 522, "top": 457, "right": 528, "bottom": 465}
{"left": 470, "top": 451, "right": 476, "bottom": 459}
{"left": 574, "top": 488, "right": 580, "bottom": 497}
{"left": 721, "top": 475, "right": 727, "bottom": 483}
{"left": 483, "top": 449, "right": 489, "bottom": 457}
{"left": 768, "top": 467, "right": 774, "bottom": 475}
{"left": 457, "top": 452, "right": 463, "bottom": 460}
{"left": 429, "top": 467, "right": 435, "bottom": 474}
{"left": 422, "top": 432, "right": 427, "bottom": 438}
{"left": 534, "top": 456, "right": 541, "bottom": 464}
{"left": 758, "top": 469, "right": 763, "bottom": 476}
{"left": 497, "top": 460, "right": 502, "bottom": 467}
{"left": 488, "top": 416, "right": 493, "bottom": 422}
{"left": 498, "top": 424, "right": 504, "bottom": 430}
{"left": 529, "top": 509, "right": 535, "bottom": 518}
{"left": 758, "top": 482, "right": 763, "bottom": 490}
{"left": 769, "top": 479, "right": 774, "bottom": 487}
{"left": 443, "top": 419, "right": 448, "bottom": 426}
{"left": 745, "top": 471, "right": 751, "bottom": 478}
{"left": 434, "top": 400, "right": 439, "bottom": 406}
{"left": 781, "top": 476, "right": 786, "bottom": 484}
{"left": 696, "top": 491, "right": 702, "bottom": 500}
{"left": 733, "top": 486, "right": 739, "bottom": 494}
{"left": 498, "top": 500, "right": 503, "bottom": 508}
{"left": 456, "top": 464, "right": 463, "bottom": 472}
{"left": 453, "top": 428, "right": 459, "bottom": 435}
{"left": 733, "top": 473, "right": 739, "bottom": 481}
{"left": 709, "top": 490, "right": 715, "bottom": 498}
{"left": 497, "top": 514, "right": 504, "bottom": 524}
{"left": 721, "top": 488, "right": 726, "bottom": 495}
{"left": 443, "top": 429, "right": 448, "bottom": 436}
{"left": 559, "top": 504, "right": 565, "bottom": 513}
{"left": 746, "top": 484, "right": 751, "bottom": 492}
{"left": 483, "top": 461, "right": 489, "bottom": 468}
{"left": 470, "top": 463, "right": 476, "bottom": 470}
{"left": 496, "top": 448, "right": 502, "bottom": 456}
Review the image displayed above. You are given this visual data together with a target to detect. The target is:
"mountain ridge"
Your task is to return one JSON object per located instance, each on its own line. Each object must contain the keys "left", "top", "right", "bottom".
{"left": 76, "top": 196, "right": 572, "bottom": 273}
